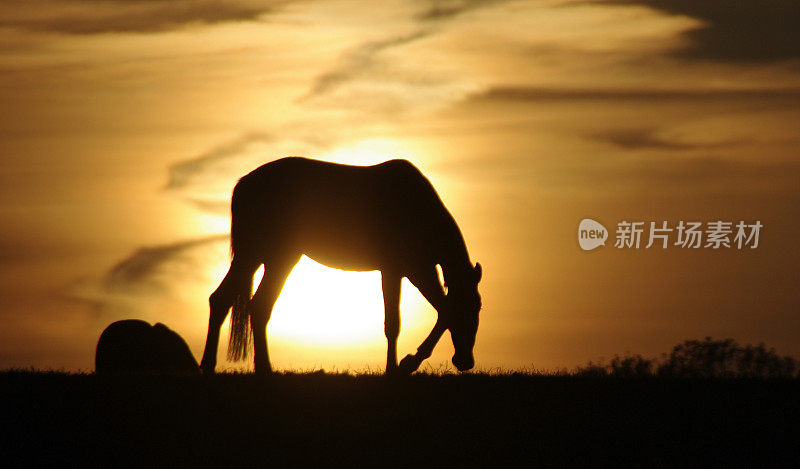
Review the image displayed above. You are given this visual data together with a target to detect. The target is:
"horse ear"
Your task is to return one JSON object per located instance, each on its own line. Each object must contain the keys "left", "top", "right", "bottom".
{"left": 474, "top": 263, "right": 482, "bottom": 282}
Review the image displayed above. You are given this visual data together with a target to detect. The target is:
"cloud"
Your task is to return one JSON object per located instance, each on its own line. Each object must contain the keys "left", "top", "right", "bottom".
{"left": 103, "top": 235, "right": 229, "bottom": 293}
{"left": 298, "top": 29, "right": 482, "bottom": 114}
{"left": 0, "top": 0, "right": 282, "bottom": 35}
{"left": 300, "top": 30, "right": 431, "bottom": 102}
{"left": 164, "top": 130, "right": 334, "bottom": 214}
{"left": 530, "top": 153, "right": 800, "bottom": 194}
{"left": 477, "top": 86, "right": 800, "bottom": 102}
{"left": 68, "top": 234, "right": 230, "bottom": 323}
{"left": 447, "top": 84, "right": 800, "bottom": 194}
{"left": 297, "top": 27, "right": 471, "bottom": 115}
{"left": 601, "top": 0, "right": 800, "bottom": 62}
{"left": 299, "top": 1, "right": 511, "bottom": 113}
{"left": 605, "top": 158, "right": 800, "bottom": 193}
{"left": 413, "top": 0, "right": 504, "bottom": 21}
{"left": 165, "top": 132, "right": 272, "bottom": 193}
{"left": 591, "top": 127, "right": 738, "bottom": 151}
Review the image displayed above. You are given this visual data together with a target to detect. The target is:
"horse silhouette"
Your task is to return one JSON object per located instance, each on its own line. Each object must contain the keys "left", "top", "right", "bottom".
{"left": 199, "top": 157, "right": 482, "bottom": 375}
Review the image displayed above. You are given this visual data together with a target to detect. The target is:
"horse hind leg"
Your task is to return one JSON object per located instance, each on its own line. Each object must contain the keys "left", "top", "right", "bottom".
{"left": 200, "top": 259, "right": 256, "bottom": 374}
{"left": 249, "top": 255, "right": 300, "bottom": 375}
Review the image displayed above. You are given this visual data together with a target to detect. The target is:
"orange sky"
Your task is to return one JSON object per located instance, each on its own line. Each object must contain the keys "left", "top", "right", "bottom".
{"left": 1, "top": 0, "right": 798, "bottom": 372}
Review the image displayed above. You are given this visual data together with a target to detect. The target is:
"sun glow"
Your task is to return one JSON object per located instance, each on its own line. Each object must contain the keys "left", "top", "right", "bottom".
{"left": 196, "top": 213, "right": 230, "bottom": 235}
{"left": 229, "top": 256, "right": 434, "bottom": 347}
{"left": 319, "top": 138, "right": 417, "bottom": 166}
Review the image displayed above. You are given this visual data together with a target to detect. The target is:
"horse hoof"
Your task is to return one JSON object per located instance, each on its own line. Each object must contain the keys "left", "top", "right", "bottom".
{"left": 397, "top": 354, "right": 420, "bottom": 375}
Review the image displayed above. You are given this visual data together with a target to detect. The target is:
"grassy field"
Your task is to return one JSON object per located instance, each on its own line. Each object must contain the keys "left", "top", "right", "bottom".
{"left": 2, "top": 370, "right": 798, "bottom": 466}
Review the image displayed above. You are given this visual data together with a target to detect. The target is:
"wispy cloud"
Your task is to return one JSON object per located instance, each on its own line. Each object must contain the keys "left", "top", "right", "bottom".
{"left": 163, "top": 130, "right": 331, "bottom": 214}
{"left": 70, "top": 235, "right": 230, "bottom": 325}
{"left": 0, "top": 0, "right": 283, "bottom": 35}
{"left": 591, "top": 127, "right": 742, "bottom": 151}
{"left": 298, "top": 1, "right": 514, "bottom": 114}
{"left": 103, "top": 235, "right": 228, "bottom": 293}
{"left": 414, "top": 0, "right": 506, "bottom": 21}
{"left": 300, "top": 30, "right": 431, "bottom": 102}
{"left": 297, "top": 27, "right": 482, "bottom": 115}
{"left": 478, "top": 87, "right": 800, "bottom": 102}
{"left": 601, "top": 0, "right": 800, "bottom": 62}
{"left": 165, "top": 133, "right": 272, "bottom": 194}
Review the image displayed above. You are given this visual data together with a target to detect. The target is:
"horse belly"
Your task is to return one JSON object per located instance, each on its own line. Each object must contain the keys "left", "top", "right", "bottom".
{"left": 299, "top": 223, "right": 387, "bottom": 272}
{"left": 285, "top": 202, "right": 391, "bottom": 272}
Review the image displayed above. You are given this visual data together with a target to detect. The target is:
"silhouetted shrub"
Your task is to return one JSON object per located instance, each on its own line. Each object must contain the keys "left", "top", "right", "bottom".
{"left": 574, "top": 354, "right": 654, "bottom": 378}
{"left": 574, "top": 337, "right": 798, "bottom": 379}
{"left": 573, "top": 360, "right": 609, "bottom": 377}
{"left": 609, "top": 354, "right": 654, "bottom": 378}
{"left": 657, "top": 337, "right": 798, "bottom": 379}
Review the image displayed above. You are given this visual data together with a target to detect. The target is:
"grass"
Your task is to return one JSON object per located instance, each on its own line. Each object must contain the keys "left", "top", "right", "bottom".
{"left": 2, "top": 369, "right": 799, "bottom": 466}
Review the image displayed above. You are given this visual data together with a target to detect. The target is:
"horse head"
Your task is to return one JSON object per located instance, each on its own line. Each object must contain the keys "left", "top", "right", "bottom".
{"left": 446, "top": 262, "right": 482, "bottom": 371}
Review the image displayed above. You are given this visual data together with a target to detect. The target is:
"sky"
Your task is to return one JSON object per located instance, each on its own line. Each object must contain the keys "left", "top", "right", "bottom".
{"left": 0, "top": 0, "right": 798, "bottom": 372}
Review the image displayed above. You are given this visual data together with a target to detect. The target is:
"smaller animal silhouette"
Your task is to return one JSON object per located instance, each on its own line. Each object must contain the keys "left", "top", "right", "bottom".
{"left": 96, "top": 319, "right": 199, "bottom": 374}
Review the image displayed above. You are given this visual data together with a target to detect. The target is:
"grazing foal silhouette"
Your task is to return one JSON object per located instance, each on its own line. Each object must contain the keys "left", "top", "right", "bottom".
{"left": 199, "top": 157, "right": 482, "bottom": 375}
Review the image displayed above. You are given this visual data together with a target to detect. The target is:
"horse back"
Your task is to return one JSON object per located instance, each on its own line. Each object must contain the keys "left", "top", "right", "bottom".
{"left": 232, "top": 157, "right": 454, "bottom": 270}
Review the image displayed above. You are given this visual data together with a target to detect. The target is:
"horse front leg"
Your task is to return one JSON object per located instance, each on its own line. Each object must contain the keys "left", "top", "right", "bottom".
{"left": 398, "top": 320, "right": 447, "bottom": 374}
{"left": 381, "top": 271, "right": 402, "bottom": 374}
{"left": 397, "top": 265, "right": 449, "bottom": 374}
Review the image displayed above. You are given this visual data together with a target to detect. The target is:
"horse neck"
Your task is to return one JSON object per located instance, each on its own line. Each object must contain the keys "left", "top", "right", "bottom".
{"left": 439, "top": 225, "right": 472, "bottom": 291}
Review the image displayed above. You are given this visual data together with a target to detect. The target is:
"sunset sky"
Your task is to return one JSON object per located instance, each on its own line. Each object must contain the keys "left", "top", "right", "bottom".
{"left": 1, "top": 0, "right": 798, "bottom": 372}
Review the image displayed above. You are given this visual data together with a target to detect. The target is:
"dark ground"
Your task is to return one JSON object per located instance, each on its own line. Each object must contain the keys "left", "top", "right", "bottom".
{"left": 1, "top": 371, "right": 798, "bottom": 467}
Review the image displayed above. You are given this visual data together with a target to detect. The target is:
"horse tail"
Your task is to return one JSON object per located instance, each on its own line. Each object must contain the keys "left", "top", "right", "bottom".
{"left": 227, "top": 276, "right": 253, "bottom": 362}
{"left": 227, "top": 178, "right": 255, "bottom": 362}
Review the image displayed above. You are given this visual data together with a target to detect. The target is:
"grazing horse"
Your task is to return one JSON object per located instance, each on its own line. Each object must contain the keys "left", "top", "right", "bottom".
{"left": 199, "top": 157, "right": 482, "bottom": 375}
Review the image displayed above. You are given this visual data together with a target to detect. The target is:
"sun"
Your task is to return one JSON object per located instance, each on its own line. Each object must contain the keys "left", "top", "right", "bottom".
{"left": 253, "top": 256, "right": 431, "bottom": 347}
{"left": 260, "top": 257, "right": 383, "bottom": 345}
